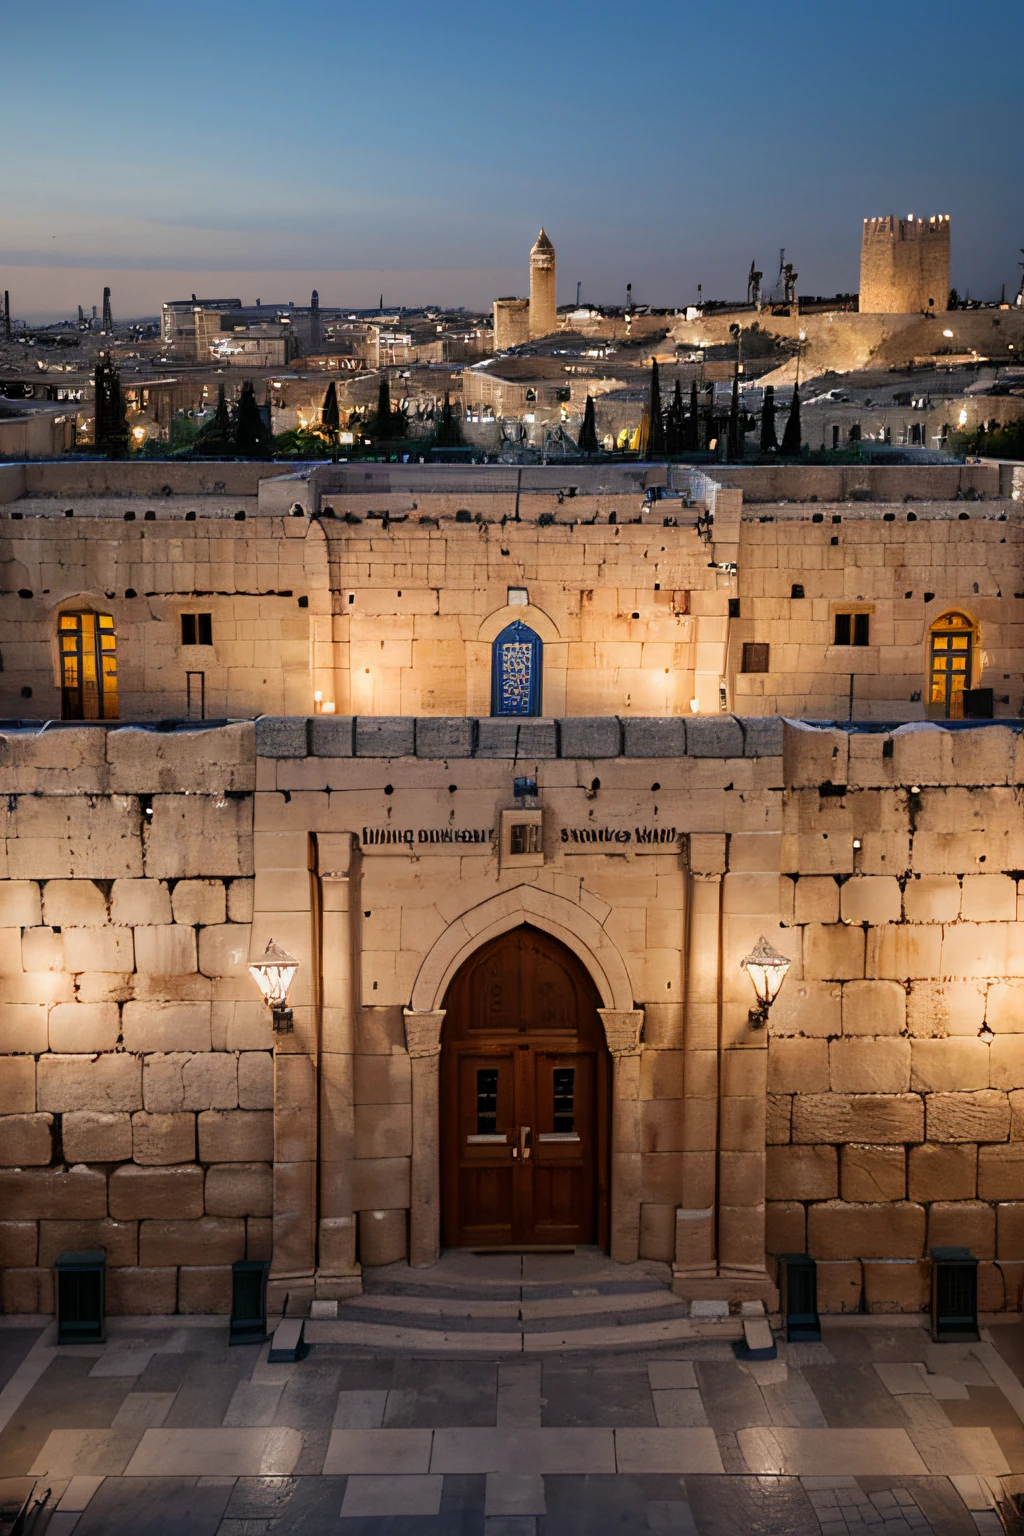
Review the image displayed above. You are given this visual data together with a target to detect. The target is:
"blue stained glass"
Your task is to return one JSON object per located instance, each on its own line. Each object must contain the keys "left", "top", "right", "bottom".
{"left": 492, "top": 622, "right": 542, "bottom": 716}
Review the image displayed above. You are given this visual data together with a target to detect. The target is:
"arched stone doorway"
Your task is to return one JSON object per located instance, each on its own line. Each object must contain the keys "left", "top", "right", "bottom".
{"left": 439, "top": 927, "right": 610, "bottom": 1249}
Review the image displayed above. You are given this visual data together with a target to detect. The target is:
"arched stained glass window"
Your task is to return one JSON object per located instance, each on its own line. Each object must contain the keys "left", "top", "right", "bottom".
{"left": 929, "top": 612, "right": 975, "bottom": 720}
{"left": 491, "top": 622, "right": 542, "bottom": 716}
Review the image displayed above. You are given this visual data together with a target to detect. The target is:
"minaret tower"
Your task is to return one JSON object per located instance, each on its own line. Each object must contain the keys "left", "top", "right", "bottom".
{"left": 529, "top": 228, "right": 557, "bottom": 339}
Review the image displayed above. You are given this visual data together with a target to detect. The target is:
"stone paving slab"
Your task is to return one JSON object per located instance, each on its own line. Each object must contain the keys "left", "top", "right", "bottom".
{"left": 123, "top": 1427, "right": 304, "bottom": 1477}
{"left": 736, "top": 1427, "right": 931, "bottom": 1477}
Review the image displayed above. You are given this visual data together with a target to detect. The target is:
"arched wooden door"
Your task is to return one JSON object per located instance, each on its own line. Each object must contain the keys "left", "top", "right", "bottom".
{"left": 440, "top": 926, "right": 609, "bottom": 1249}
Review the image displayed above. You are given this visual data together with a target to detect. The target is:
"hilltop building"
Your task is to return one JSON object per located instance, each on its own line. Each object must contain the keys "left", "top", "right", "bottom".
{"left": 859, "top": 214, "right": 951, "bottom": 315}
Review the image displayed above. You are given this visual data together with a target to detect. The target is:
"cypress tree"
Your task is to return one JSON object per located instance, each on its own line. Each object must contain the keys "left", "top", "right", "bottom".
{"left": 94, "top": 354, "right": 129, "bottom": 458}
{"left": 233, "top": 379, "right": 271, "bottom": 456}
{"left": 684, "top": 379, "right": 699, "bottom": 451}
{"left": 321, "top": 381, "right": 340, "bottom": 434}
{"left": 760, "top": 385, "right": 779, "bottom": 453}
{"left": 780, "top": 382, "right": 802, "bottom": 456}
{"left": 434, "top": 390, "right": 464, "bottom": 448}
{"left": 664, "top": 380, "right": 684, "bottom": 454}
{"left": 579, "top": 395, "right": 599, "bottom": 454}
{"left": 196, "top": 384, "right": 231, "bottom": 454}
{"left": 647, "top": 359, "right": 665, "bottom": 454}
{"left": 727, "top": 371, "right": 742, "bottom": 460}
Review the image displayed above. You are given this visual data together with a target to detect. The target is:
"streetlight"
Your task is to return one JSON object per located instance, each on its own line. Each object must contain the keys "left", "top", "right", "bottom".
{"left": 741, "top": 935, "right": 792, "bottom": 1028}
{"left": 249, "top": 939, "right": 299, "bottom": 1033}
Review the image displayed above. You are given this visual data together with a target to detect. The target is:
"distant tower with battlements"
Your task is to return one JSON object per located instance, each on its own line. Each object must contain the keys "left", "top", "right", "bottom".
{"left": 859, "top": 214, "right": 951, "bottom": 314}
{"left": 529, "top": 229, "right": 557, "bottom": 339}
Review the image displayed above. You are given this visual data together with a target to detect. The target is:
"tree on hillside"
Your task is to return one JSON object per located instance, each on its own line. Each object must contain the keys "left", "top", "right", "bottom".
{"left": 760, "top": 385, "right": 779, "bottom": 453}
{"left": 647, "top": 359, "right": 665, "bottom": 454}
{"left": 579, "top": 394, "right": 599, "bottom": 454}
{"left": 93, "top": 354, "right": 129, "bottom": 458}
{"left": 780, "top": 382, "right": 802, "bottom": 456}
{"left": 664, "top": 380, "right": 684, "bottom": 454}
{"left": 433, "top": 390, "right": 464, "bottom": 448}
{"left": 233, "top": 379, "right": 271, "bottom": 456}
{"left": 685, "top": 379, "right": 700, "bottom": 451}
{"left": 371, "top": 371, "right": 406, "bottom": 440}
{"left": 195, "top": 385, "right": 231, "bottom": 454}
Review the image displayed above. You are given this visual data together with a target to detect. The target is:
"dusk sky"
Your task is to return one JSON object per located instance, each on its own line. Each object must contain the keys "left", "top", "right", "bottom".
{"left": 5, "top": 0, "right": 1020, "bottom": 320}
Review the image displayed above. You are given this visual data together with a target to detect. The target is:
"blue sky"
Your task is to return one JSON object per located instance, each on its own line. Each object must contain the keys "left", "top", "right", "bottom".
{"left": 4, "top": 0, "right": 1020, "bottom": 317}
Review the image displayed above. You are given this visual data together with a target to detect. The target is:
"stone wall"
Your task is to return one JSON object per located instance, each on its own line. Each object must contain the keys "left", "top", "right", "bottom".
{"left": 769, "top": 721, "right": 1024, "bottom": 1313}
{"left": 0, "top": 722, "right": 263, "bottom": 1315}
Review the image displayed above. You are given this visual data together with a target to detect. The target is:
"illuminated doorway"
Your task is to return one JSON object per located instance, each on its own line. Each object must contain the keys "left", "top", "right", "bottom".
{"left": 928, "top": 612, "right": 974, "bottom": 720}
{"left": 59, "top": 612, "right": 119, "bottom": 719}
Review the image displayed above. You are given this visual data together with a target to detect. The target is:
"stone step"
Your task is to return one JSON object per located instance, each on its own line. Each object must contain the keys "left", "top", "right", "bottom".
{"left": 343, "top": 1287, "right": 689, "bottom": 1325}
{"left": 306, "top": 1313, "right": 741, "bottom": 1355}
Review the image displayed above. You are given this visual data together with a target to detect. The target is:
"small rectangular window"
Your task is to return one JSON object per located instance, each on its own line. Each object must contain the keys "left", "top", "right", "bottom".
{"left": 510, "top": 822, "right": 541, "bottom": 856}
{"left": 741, "top": 642, "right": 769, "bottom": 673}
{"left": 181, "top": 613, "right": 213, "bottom": 645}
{"left": 552, "top": 1067, "right": 575, "bottom": 1133}
{"left": 834, "top": 612, "right": 851, "bottom": 645}
{"left": 476, "top": 1068, "right": 498, "bottom": 1135}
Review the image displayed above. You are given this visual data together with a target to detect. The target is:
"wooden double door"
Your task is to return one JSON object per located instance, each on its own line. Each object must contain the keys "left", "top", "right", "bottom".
{"left": 441, "top": 927, "right": 609, "bottom": 1249}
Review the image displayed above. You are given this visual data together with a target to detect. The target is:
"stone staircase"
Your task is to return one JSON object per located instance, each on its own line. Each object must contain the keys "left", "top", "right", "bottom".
{"left": 305, "top": 1249, "right": 748, "bottom": 1354}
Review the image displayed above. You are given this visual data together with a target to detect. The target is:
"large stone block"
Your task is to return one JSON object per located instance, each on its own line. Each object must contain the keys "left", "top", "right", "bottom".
{"left": 908, "top": 1143, "right": 977, "bottom": 1202}
{"left": 793, "top": 878, "right": 840, "bottom": 925}
{"left": 978, "top": 1145, "right": 1024, "bottom": 1201}
{"left": 475, "top": 718, "right": 558, "bottom": 759}
{"left": 204, "top": 1161, "right": 272, "bottom": 1217}
{"left": 996, "top": 1203, "right": 1024, "bottom": 1260}
{"left": 803, "top": 924, "right": 865, "bottom": 981}
{"left": 413, "top": 718, "right": 474, "bottom": 758}
{"left": 911, "top": 1038, "right": 989, "bottom": 1093}
{"left": 840, "top": 877, "right": 901, "bottom": 925}
{"left": 841, "top": 1145, "right": 906, "bottom": 1202}
{"left": 0, "top": 1222, "right": 37, "bottom": 1268}
{"left": 986, "top": 983, "right": 1024, "bottom": 1034}
{"left": 198, "top": 925, "right": 250, "bottom": 979}
{"left": 177, "top": 1265, "right": 234, "bottom": 1313}
{"left": 767, "top": 1038, "right": 829, "bottom": 1094}
{"left": 927, "top": 1090, "right": 1010, "bottom": 1143}
{"left": 739, "top": 718, "right": 784, "bottom": 758}
{"left": 766, "top": 1200, "right": 805, "bottom": 1255}
{"left": 133, "top": 925, "right": 198, "bottom": 976}
{"left": 354, "top": 717, "right": 415, "bottom": 757}
{"left": 255, "top": 717, "right": 309, "bottom": 759}
{"left": 197, "top": 1109, "right": 273, "bottom": 1162}
{"left": 792, "top": 1094, "right": 924, "bottom": 1145}
{"left": 621, "top": 718, "right": 687, "bottom": 758}
{"left": 143, "top": 1052, "right": 238, "bottom": 1113}
{"left": 841, "top": 980, "right": 905, "bottom": 1037}
{"left": 866, "top": 924, "right": 942, "bottom": 981}
{"left": 557, "top": 717, "right": 622, "bottom": 759}
{"left": 0, "top": 1113, "right": 53, "bottom": 1167}
{"left": 351, "top": 1156, "right": 410, "bottom": 1210}
{"left": 237, "top": 1052, "right": 273, "bottom": 1110}
{"left": 106, "top": 722, "right": 255, "bottom": 794}
{"left": 808, "top": 1200, "right": 926, "bottom": 1260}
{"left": 927, "top": 1201, "right": 994, "bottom": 1258}
{"left": 783, "top": 723, "right": 849, "bottom": 789}
{"left": 37, "top": 1054, "right": 141, "bottom": 1113}
{"left": 309, "top": 716, "right": 354, "bottom": 757}
{"left": 246, "top": 1217, "right": 272, "bottom": 1261}
{"left": 131, "top": 1111, "right": 195, "bottom": 1166}
{"left": 815, "top": 1259, "right": 863, "bottom": 1314}
{"left": 765, "top": 1144, "right": 837, "bottom": 1201}
{"left": 2, "top": 1268, "right": 54, "bottom": 1314}
{"left": 171, "top": 880, "right": 226, "bottom": 927}
{"left": 110, "top": 880, "right": 171, "bottom": 926}
{"left": 0, "top": 1058, "right": 35, "bottom": 1115}
{"left": 0, "top": 1167, "right": 107, "bottom": 1219}
{"left": 638, "top": 1202, "right": 676, "bottom": 1261}
{"left": 768, "top": 980, "right": 841, "bottom": 1038}
{"left": 908, "top": 981, "right": 986, "bottom": 1038}
{"left": 0, "top": 881, "right": 42, "bottom": 927}
{"left": 122, "top": 1002, "right": 211, "bottom": 1054}
{"left": 106, "top": 1267, "right": 178, "bottom": 1314}
{"left": 961, "top": 874, "right": 1017, "bottom": 922}
{"left": 139, "top": 1216, "right": 245, "bottom": 1267}
{"left": 0, "top": 1004, "right": 48, "bottom": 1055}
{"left": 40, "top": 880, "right": 107, "bottom": 927}
{"left": 903, "top": 876, "right": 960, "bottom": 924}
{"left": 47, "top": 1002, "right": 120, "bottom": 1054}
{"left": 990, "top": 1036, "right": 1024, "bottom": 1090}
{"left": 37, "top": 1218, "right": 137, "bottom": 1269}
{"left": 61, "top": 1111, "right": 132, "bottom": 1163}
{"left": 830, "top": 1038, "right": 911, "bottom": 1094}
{"left": 354, "top": 1103, "right": 411, "bottom": 1161}
{"left": 109, "top": 1163, "right": 205, "bottom": 1220}
{"left": 686, "top": 717, "right": 744, "bottom": 758}
{"left": 61, "top": 927, "right": 134, "bottom": 974}
{"left": 358, "top": 1208, "right": 408, "bottom": 1266}
{"left": 863, "top": 1259, "right": 929, "bottom": 1315}
{"left": 145, "top": 795, "right": 253, "bottom": 881}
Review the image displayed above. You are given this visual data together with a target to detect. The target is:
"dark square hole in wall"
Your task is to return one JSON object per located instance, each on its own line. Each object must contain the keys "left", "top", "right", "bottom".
{"left": 728, "top": 598, "right": 741, "bottom": 618}
{"left": 791, "top": 584, "right": 805, "bottom": 600}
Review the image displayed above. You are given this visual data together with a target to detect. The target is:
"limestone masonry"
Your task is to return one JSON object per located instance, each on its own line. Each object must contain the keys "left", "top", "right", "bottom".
{"left": 3, "top": 457, "right": 1024, "bottom": 1318}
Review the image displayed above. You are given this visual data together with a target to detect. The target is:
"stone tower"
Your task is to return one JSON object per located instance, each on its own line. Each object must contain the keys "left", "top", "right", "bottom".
{"left": 859, "top": 214, "right": 951, "bottom": 314}
{"left": 529, "top": 228, "right": 557, "bottom": 339}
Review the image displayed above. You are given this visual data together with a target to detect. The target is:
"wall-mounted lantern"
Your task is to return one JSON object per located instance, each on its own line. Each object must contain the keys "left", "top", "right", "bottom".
{"left": 249, "top": 939, "right": 299, "bottom": 1033}
{"left": 740, "top": 935, "right": 792, "bottom": 1029}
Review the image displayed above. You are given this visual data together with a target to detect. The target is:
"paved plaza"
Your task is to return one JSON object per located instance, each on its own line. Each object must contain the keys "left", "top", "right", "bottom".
{"left": 3, "top": 1305, "right": 1024, "bottom": 1535}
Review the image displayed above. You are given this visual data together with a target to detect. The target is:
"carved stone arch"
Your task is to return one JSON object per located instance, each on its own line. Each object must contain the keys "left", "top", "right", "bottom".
{"left": 468, "top": 605, "right": 566, "bottom": 717}
{"left": 409, "top": 883, "right": 634, "bottom": 1015}
{"left": 477, "top": 603, "right": 561, "bottom": 645}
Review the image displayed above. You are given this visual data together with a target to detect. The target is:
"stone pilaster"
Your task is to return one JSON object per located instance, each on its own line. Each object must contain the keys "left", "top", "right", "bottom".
{"left": 598, "top": 1008, "right": 645, "bottom": 1263}
{"left": 404, "top": 1008, "right": 445, "bottom": 1268}
{"left": 316, "top": 832, "right": 361, "bottom": 1299}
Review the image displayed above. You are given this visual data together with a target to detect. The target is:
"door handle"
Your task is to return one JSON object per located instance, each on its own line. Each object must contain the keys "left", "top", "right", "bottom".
{"left": 519, "top": 1125, "right": 531, "bottom": 1162}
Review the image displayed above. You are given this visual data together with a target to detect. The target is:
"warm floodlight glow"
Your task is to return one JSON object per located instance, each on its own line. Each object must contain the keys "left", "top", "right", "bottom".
{"left": 741, "top": 935, "right": 792, "bottom": 1028}
{"left": 249, "top": 939, "right": 299, "bottom": 1032}
{"left": 943, "top": 329, "right": 954, "bottom": 339}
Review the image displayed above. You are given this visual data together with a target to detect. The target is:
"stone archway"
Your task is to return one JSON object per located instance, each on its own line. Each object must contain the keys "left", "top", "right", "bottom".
{"left": 403, "top": 887, "right": 643, "bottom": 1267}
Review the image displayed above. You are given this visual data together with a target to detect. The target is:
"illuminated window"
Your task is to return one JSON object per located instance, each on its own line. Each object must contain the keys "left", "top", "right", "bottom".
{"left": 59, "top": 612, "right": 118, "bottom": 720}
{"left": 491, "top": 621, "right": 542, "bottom": 716}
{"left": 181, "top": 613, "right": 213, "bottom": 646}
{"left": 929, "top": 612, "right": 975, "bottom": 720}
